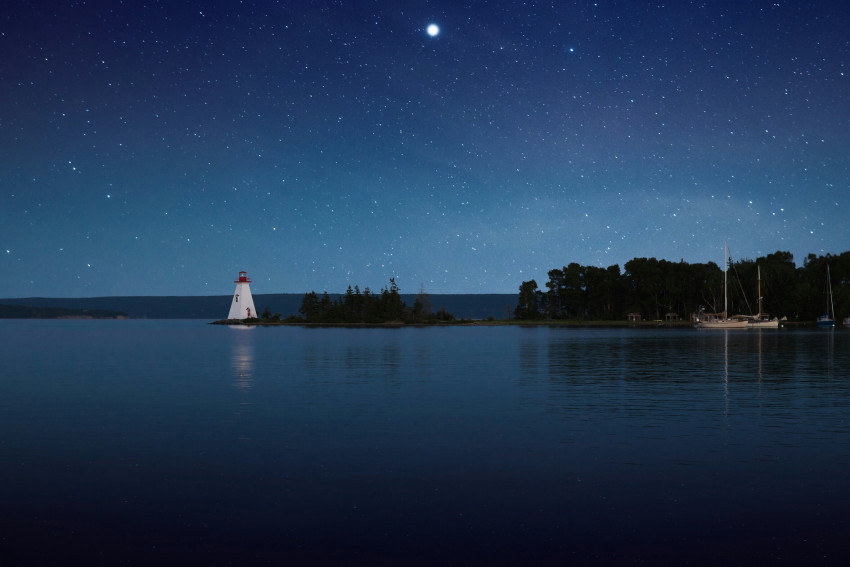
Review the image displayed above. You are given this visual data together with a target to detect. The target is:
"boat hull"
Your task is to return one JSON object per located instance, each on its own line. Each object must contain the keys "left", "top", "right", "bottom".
{"left": 748, "top": 319, "right": 780, "bottom": 328}
{"left": 696, "top": 319, "right": 749, "bottom": 329}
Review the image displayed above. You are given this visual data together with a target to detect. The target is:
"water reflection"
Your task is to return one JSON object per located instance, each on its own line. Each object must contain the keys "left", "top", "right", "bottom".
{"left": 823, "top": 326, "right": 835, "bottom": 378}
{"left": 6, "top": 322, "right": 850, "bottom": 564}
{"left": 721, "top": 329, "right": 729, "bottom": 415}
{"left": 342, "top": 344, "right": 401, "bottom": 383}
{"left": 302, "top": 340, "right": 402, "bottom": 384}
{"left": 229, "top": 325, "right": 255, "bottom": 391}
{"left": 517, "top": 327, "right": 545, "bottom": 380}
{"left": 228, "top": 327, "right": 255, "bottom": 442}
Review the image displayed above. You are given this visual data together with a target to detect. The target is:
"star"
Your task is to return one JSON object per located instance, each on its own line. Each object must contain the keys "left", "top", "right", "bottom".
{"left": 426, "top": 24, "right": 440, "bottom": 37}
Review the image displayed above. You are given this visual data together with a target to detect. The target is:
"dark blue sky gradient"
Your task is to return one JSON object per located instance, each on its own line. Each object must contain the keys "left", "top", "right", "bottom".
{"left": 2, "top": 1, "right": 848, "bottom": 297}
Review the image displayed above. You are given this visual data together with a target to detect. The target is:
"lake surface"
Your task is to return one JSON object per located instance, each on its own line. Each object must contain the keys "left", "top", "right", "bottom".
{"left": 1, "top": 320, "right": 849, "bottom": 565}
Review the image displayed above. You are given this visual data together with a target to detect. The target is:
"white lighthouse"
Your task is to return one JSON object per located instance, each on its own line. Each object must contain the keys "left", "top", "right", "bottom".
{"left": 228, "top": 271, "right": 258, "bottom": 320}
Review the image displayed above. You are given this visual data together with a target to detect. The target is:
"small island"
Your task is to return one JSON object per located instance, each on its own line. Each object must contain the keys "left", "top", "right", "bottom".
{"left": 213, "top": 278, "right": 462, "bottom": 326}
{"left": 0, "top": 304, "right": 128, "bottom": 319}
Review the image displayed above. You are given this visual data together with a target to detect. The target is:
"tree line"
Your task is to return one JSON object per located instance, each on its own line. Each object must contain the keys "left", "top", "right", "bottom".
{"left": 284, "top": 278, "right": 456, "bottom": 324}
{"left": 515, "top": 251, "right": 850, "bottom": 322}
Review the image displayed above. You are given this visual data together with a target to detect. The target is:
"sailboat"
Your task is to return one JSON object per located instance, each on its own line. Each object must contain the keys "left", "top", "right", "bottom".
{"left": 747, "top": 265, "right": 780, "bottom": 328}
{"left": 817, "top": 264, "right": 835, "bottom": 327}
{"left": 696, "top": 242, "right": 748, "bottom": 329}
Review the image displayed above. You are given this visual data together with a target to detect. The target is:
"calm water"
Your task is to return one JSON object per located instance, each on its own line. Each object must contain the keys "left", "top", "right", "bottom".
{"left": 1, "top": 320, "right": 849, "bottom": 565}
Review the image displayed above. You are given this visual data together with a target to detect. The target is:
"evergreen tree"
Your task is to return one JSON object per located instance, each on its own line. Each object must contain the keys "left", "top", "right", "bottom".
{"left": 412, "top": 284, "right": 432, "bottom": 322}
{"left": 299, "top": 291, "right": 320, "bottom": 321}
{"left": 515, "top": 279, "right": 541, "bottom": 320}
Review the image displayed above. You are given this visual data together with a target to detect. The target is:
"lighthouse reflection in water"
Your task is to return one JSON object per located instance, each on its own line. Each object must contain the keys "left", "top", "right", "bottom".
{"left": 230, "top": 325, "right": 254, "bottom": 392}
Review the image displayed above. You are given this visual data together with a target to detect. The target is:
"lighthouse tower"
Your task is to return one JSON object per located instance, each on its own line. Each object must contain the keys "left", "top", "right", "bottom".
{"left": 228, "top": 271, "right": 258, "bottom": 320}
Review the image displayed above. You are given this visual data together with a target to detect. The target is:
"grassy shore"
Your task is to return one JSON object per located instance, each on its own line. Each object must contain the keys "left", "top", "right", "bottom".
{"left": 212, "top": 318, "right": 818, "bottom": 328}
{"left": 211, "top": 318, "right": 695, "bottom": 327}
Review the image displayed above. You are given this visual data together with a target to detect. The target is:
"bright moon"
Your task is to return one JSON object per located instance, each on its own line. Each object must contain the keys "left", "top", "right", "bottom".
{"left": 426, "top": 24, "right": 440, "bottom": 37}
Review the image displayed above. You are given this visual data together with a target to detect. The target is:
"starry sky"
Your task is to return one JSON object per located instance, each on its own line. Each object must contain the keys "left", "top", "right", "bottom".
{"left": 2, "top": 1, "right": 848, "bottom": 298}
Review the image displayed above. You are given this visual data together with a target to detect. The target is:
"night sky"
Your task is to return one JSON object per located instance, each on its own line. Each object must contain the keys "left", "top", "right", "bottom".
{"left": 2, "top": 1, "right": 848, "bottom": 298}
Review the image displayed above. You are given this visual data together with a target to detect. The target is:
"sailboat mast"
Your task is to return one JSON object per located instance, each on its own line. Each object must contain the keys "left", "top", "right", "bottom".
{"left": 723, "top": 242, "right": 728, "bottom": 318}
{"left": 828, "top": 264, "right": 835, "bottom": 319}
{"left": 757, "top": 265, "right": 762, "bottom": 319}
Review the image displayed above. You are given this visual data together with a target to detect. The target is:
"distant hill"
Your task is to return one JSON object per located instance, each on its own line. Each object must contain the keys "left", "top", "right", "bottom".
{"left": 0, "top": 294, "right": 517, "bottom": 320}
{"left": 0, "top": 304, "right": 128, "bottom": 319}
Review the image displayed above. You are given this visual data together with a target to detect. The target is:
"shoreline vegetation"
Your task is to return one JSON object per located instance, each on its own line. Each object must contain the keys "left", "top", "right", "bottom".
{"left": 3, "top": 250, "right": 847, "bottom": 324}
{"left": 214, "top": 249, "right": 849, "bottom": 327}
{"left": 512, "top": 251, "right": 849, "bottom": 324}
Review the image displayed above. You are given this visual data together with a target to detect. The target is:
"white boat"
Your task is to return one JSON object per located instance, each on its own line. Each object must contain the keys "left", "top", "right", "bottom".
{"left": 817, "top": 264, "right": 835, "bottom": 327}
{"left": 748, "top": 316, "right": 779, "bottom": 328}
{"left": 844, "top": 316, "right": 850, "bottom": 327}
{"left": 698, "top": 314, "right": 749, "bottom": 329}
{"left": 747, "top": 265, "right": 780, "bottom": 328}
{"left": 696, "top": 242, "right": 749, "bottom": 329}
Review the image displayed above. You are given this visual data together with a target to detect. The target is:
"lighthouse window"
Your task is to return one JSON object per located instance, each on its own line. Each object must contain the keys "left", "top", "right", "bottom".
{"left": 235, "top": 294, "right": 239, "bottom": 302}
